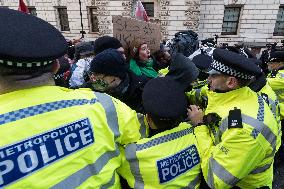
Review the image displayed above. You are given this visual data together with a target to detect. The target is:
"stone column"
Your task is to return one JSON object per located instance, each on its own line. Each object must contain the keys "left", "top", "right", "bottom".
{"left": 96, "top": 0, "right": 112, "bottom": 35}
{"left": 183, "top": 0, "right": 200, "bottom": 32}
{"left": 159, "top": 0, "right": 170, "bottom": 39}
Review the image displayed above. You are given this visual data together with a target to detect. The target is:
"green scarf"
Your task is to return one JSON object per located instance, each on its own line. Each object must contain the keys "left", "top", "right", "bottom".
{"left": 129, "top": 58, "right": 158, "bottom": 78}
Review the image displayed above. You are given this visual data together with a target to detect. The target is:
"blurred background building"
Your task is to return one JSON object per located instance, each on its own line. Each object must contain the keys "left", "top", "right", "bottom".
{"left": 1, "top": 0, "right": 284, "bottom": 46}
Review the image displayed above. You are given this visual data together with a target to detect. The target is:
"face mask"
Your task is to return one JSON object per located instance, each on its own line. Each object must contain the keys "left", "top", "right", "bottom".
{"left": 91, "top": 79, "right": 109, "bottom": 92}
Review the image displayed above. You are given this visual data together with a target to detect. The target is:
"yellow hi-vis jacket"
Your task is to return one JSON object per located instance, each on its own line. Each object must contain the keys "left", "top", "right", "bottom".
{"left": 0, "top": 86, "right": 148, "bottom": 189}
{"left": 194, "top": 87, "right": 280, "bottom": 189}
{"left": 118, "top": 122, "right": 201, "bottom": 189}
{"left": 186, "top": 85, "right": 209, "bottom": 110}
{"left": 267, "top": 69, "right": 284, "bottom": 120}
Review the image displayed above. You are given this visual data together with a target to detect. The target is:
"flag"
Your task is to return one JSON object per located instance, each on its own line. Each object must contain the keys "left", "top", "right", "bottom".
{"left": 18, "top": 0, "right": 29, "bottom": 14}
{"left": 135, "top": 0, "right": 149, "bottom": 22}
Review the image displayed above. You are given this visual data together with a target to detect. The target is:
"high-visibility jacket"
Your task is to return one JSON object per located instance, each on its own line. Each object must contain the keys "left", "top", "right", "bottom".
{"left": 267, "top": 69, "right": 284, "bottom": 119}
{"left": 194, "top": 87, "right": 280, "bottom": 189}
{"left": 186, "top": 85, "right": 209, "bottom": 110}
{"left": 0, "top": 86, "right": 148, "bottom": 189}
{"left": 118, "top": 122, "right": 201, "bottom": 189}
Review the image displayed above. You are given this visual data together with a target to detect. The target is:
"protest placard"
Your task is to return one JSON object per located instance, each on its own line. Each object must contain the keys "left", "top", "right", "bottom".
{"left": 112, "top": 15, "right": 162, "bottom": 53}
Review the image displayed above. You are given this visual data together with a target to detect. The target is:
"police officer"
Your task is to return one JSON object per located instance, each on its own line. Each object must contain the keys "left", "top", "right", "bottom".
{"left": 266, "top": 51, "right": 284, "bottom": 184}
{"left": 0, "top": 8, "right": 147, "bottom": 188}
{"left": 267, "top": 51, "right": 284, "bottom": 120}
{"left": 118, "top": 77, "right": 201, "bottom": 188}
{"left": 188, "top": 48, "right": 280, "bottom": 189}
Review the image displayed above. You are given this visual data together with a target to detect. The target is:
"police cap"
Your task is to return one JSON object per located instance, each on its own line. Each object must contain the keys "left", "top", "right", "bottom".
{"left": 142, "top": 77, "right": 187, "bottom": 119}
{"left": 209, "top": 48, "right": 261, "bottom": 80}
{"left": 0, "top": 8, "right": 67, "bottom": 68}
{"left": 268, "top": 51, "right": 284, "bottom": 63}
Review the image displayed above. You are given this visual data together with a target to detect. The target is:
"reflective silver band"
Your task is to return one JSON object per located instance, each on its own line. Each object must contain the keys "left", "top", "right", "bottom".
{"left": 137, "top": 113, "right": 147, "bottom": 138}
{"left": 100, "top": 173, "right": 116, "bottom": 189}
{"left": 182, "top": 174, "right": 200, "bottom": 189}
{"left": 136, "top": 127, "right": 193, "bottom": 151}
{"left": 51, "top": 147, "right": 120, "bottom": 189}
{"left": 207, "top": 157, "right": 240, "bottom": 188}
{"left": 195, "top": 88, "right": 201, "bottom": 103}
{"left": 250, "top": 162, "right": 272, "bottom": 174}
{"left": 125, "top": 144, "right": 144, "bottom": 189}
{"left": 95, "top": 92, "right": 120, "bottom": 139}
{"left": 278, "top": 72, "right": 284, "bottom": 78}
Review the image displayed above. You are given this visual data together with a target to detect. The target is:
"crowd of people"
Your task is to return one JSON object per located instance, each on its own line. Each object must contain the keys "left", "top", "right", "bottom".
{"left": 1, "top": 8, "right": 284, "bottom": 189}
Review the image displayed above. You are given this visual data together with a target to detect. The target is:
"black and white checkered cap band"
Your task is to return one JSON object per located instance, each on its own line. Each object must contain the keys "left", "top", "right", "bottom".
{"left": 211, "top": 59, "right": 254, "bottom": 80}
{"left": 0, "top": 59, "right": 53, "bottom": 68}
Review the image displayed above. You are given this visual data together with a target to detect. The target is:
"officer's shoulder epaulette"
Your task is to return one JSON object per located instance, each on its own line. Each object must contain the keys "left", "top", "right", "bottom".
{"left": 228, "top": 107, "right": 243, "bottom": 129}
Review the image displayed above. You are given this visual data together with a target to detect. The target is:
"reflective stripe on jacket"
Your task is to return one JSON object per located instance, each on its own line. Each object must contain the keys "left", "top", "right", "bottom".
{"left": 267, "top": 69, "right": 284, "bottom": 119}
{"left": 0, "top": 86, "right": 147, "bottom": 188}
{"left": 118, "top": 122, "right": 201, "bottom": 189}
{"left": 194, "top": 87, "right": 279, "bottom": 189}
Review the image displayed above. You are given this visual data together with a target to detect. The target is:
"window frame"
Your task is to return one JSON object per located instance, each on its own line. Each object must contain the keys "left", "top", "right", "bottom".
{"left": 141, "top": 2, "right": 154, "bottom": 17}
{"left": 88, "top": 6, "right": 99, "bottom": 33}
{"left": 274, "top": 5, "right": 284, "bottom": 36}
{"left": 57, "top": 7, "right": 70, "bottom": 31}
{"left": 221, "top": 5, "right": 242, "bottom": 35}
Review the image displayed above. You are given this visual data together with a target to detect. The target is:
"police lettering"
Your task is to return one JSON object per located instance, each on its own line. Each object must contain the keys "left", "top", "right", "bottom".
{"left": 0, "top": 118, "right": 94, "bottom": 187}
{"left": 157, "top": 145, "right": 200, "bottom": 183}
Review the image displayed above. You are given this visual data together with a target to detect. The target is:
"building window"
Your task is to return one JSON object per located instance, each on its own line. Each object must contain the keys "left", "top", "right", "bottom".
{"left": 88, "top": 7, "right": 99, "bottom": 33}
{"left": 274, "top": 6, "right": 284, "bottom": 36}
{"left": 221, "top": 6, "right": 242, "bottom": 35}
{"left": 28, "top": 7, "right": 37, "bottom": 16}
{"left": 57, "top": 7, "right": 70, "bottom": 31}
{"left": 142, "top": 2, "right": 154, "bottom": 17}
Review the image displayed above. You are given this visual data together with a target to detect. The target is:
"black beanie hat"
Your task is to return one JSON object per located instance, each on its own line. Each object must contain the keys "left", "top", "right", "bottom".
{"left": 142, "top": 77, "right": 187, "bottom": 119}
{"left": 90, "top": 48, "right": 127, "bottom": 79}
{"left": 93, "top": 36, "right": 123, "bottom": 55}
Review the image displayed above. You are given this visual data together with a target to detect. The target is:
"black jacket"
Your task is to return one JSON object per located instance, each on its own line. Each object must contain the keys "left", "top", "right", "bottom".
{"left": 81, "top": 71, "right": 149, "bottom": 113}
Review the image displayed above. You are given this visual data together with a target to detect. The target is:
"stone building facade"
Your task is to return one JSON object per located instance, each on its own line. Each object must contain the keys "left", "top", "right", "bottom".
{"left": 0, "top": 0, "right": 201, "bottom": 41}
{"left": 199, "top": 0, "right": 284, "bottom": 46}
{"left": 1, "top": 0, "right": 284, "bottom": 46}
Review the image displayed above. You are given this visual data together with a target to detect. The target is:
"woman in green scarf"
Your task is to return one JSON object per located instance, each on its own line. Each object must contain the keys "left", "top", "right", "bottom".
{"left": 129, "top": 41, "right": 158, "bottom": 78}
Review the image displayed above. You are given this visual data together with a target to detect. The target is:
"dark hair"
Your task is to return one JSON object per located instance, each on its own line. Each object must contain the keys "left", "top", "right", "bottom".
{"left": 149, "top": 114, "right": 183, "bottom": 130}
{"left": 236, "top": 77, "right": 251, "bottom": 87}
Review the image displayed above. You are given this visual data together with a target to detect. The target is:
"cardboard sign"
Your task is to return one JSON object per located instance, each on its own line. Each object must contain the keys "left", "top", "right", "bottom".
{"left": 112, "top": 15, "right": 162, "bottom": 53}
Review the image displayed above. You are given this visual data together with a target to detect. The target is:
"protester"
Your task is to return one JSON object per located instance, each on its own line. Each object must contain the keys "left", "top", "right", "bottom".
{"left": 0, "top": 8, "right": 147, "bottom": 188}
{"left": 69, "top": 41, "right": 94, "bottom": 88}
{"left": 165, "top": 53, "right": 199, "bottom": 91}
{"left": 129, "top": 40, "right": 158, "bottom": 78}
{"left": 93, "top": 36, "right": 125, "bottom": 58}
{"left": 87, "top": 48, "right": 149, "bottom": 113}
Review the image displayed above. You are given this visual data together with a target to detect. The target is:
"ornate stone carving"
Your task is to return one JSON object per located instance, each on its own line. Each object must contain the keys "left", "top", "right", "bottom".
{"left": 96, "top": 1, "right": 109, "bottom": 6}
{"left": 160, "top": 0, "right": 170, "bottom": 6}
{"left": 122, "top": 0, "right": 132, "bottom": 17}
{"left": 96, "top": 0, "right": 111, "bottom": 35}
{"left": 159, "top": 0, "right": 171, "bottom": 39}
{"left": 91, "top": 0, "right": 96, "bottom": 6}
{"left": 184, "top": 0, "right": 201, "bottom": 31}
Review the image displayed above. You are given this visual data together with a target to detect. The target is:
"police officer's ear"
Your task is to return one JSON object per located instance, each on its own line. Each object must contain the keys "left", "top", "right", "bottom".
{"left": 52, "top": 60, "right": 60, "bottom": 74}
{"left": 226, "top": 76, "right": 239, "bottom": 89}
